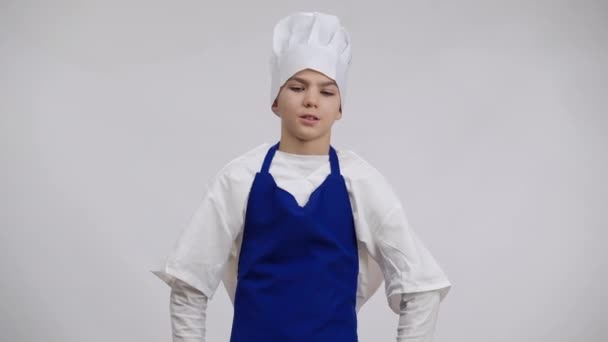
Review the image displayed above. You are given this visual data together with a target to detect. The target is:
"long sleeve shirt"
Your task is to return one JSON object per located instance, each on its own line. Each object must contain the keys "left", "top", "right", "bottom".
{"left": 154, "top": 142, "right": 451, "bottom": 339}
{"left": 169, "top": 278, "right": 441, "bottom": 342}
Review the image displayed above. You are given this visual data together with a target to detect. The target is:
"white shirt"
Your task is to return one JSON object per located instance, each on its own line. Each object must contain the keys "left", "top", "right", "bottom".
{"left": 153, "top": 142, "right": 451, "bottom": 326}
{"left": 169, "top": 279, "right": 441, "bottom": 342}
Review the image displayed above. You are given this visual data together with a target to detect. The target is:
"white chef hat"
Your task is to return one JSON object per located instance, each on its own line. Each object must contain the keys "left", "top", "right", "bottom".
{"left": 269, "top": 11, "right": 352, "bottom": 116}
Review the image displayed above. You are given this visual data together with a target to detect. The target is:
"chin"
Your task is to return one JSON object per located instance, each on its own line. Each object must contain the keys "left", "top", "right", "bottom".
{"left": 293, "top": 132, "right": 317, "bottom": 141}
{"left": 283, "top": 121, "right": 330, "bottom": 140}
{"left": 300, "top": 131, "right": 331, "bottom": 143}
{"left": 284, "top": 128, "right": 317, "bottom": 141}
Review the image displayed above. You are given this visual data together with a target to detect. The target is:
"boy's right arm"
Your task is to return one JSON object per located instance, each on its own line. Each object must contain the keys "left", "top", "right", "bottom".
{"left": 154, "top": 165, "right": 250, "bottom": 341}
{"left": 170, "top": 278, "right": 209, "bottom": 342}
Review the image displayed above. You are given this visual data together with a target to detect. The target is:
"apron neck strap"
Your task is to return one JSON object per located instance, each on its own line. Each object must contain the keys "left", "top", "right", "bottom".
{"left": 261, "top": 142, "right": 340, "bottom": 176}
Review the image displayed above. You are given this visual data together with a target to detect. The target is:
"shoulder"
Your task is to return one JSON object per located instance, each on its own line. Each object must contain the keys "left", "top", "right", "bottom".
{"left": 337, "top": 147, "right": 401, "bottom": 213}
{"left": 335, "top": 147, "right": 388, "bottom": 183}
{"left": 210, "top": 142, "right": 270, "bottom": 183}
{"left": 200, "top": 142, "right": 270, "bottom": 204}
{"left": 220, "top": 142, "right": 270, "bottom": 176}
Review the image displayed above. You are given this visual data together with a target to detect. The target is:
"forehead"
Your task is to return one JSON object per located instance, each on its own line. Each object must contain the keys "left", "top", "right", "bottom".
{"left": 287, "top": 68, "right": 337, "bottom": 86}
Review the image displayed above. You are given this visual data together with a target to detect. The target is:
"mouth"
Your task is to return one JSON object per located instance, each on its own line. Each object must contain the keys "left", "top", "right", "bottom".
{"left": 299, "top": 113, "right": 320, "bottom": 121}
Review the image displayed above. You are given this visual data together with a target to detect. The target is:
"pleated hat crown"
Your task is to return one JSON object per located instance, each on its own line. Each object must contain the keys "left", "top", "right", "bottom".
{"left": 269, "top": 12, "right": 352, "bottom": 116}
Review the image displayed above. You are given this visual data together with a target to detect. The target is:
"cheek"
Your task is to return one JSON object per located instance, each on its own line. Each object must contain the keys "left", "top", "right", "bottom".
{"left": 323, "top": 99, "right": 342, "bottom": 114}
{"left": 280, "top": 95, "right": 299, "bottom": 109}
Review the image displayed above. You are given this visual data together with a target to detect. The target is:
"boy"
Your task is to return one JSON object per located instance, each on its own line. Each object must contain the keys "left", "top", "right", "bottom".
{"left": 153, "top": 11, "right": 451, "bottom": 342}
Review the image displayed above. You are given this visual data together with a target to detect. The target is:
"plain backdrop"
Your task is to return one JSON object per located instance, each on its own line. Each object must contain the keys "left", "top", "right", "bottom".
{"left": 2, "top": 1, "right": 607, "bottom": 341}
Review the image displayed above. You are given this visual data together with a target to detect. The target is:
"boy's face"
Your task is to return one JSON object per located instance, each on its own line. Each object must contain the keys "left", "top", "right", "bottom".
{"left": 272, "top": 68, "right": 342, "bottom": 144}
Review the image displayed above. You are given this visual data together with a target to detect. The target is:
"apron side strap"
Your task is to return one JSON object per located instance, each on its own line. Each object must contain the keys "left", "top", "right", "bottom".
{"left": 329, "top": 145, "right": 340, "bottom": 176}
{"left": 261, "top": 142, "right": 280, "bottom": 174}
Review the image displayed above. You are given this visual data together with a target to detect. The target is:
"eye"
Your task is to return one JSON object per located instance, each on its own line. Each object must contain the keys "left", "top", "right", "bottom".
{"left": 289, "top": 86, "right": 304, "bottom": 92}
{"left": 321, "top": 91, "right": 335, "bottom": 96}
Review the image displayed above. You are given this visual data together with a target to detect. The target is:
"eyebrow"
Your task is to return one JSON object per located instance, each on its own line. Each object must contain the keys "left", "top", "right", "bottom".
{"left": 288, "top": 76, "right": 337, "bottom": 87}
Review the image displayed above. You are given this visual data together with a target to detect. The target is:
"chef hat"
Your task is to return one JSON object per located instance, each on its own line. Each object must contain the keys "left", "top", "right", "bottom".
{"left": 270, "top": 11, "right": 352, "bottom": 116}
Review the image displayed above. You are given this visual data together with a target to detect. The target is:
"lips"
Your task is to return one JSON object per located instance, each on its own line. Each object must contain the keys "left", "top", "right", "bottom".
{"left": 299, "top": 113, "right": 319, "bottom": 121}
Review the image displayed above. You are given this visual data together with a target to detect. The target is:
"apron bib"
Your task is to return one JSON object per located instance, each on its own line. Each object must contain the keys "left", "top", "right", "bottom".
{"left": 230, "top": 142, "right": 359, "bottom": 342}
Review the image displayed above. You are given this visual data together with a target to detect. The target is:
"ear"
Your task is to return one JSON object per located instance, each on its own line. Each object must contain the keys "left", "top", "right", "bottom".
{"left": 271, "top": 99, "right": 280, "bottom": 116}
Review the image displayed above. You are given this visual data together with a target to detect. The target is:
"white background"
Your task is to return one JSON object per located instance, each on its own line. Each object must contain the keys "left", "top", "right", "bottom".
{"left": 2, "top": 1, "right": 607, "bottom": 341}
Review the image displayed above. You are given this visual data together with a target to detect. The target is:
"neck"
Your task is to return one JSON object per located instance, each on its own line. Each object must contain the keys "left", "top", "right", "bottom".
{"left": 278, "top": 134, "right": 331, "bottom": 156}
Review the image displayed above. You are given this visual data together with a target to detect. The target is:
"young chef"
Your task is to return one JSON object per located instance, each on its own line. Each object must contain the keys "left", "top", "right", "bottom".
{"left": 153, "top": 11, "right": 451, "bottom": 342}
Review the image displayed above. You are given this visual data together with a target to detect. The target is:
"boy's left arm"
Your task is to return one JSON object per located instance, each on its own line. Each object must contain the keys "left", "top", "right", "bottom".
{"left": 349, "top": 159, "right": 451, "bottom": 339}
{"left": 397, "top": 290, "right": 441, "bottom": 342}
{"left": 357, "top": 170, "right": 451, "bottom": 339}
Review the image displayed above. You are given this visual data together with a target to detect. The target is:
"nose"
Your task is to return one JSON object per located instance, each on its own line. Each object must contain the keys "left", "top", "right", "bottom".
{"left": 303, "top": 89, "right": 318, "bottom": 108}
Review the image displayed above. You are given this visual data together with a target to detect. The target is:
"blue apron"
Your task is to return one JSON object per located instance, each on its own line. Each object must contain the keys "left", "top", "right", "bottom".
{"left": 230, "top": 142, "right": 359, "bottom": 342}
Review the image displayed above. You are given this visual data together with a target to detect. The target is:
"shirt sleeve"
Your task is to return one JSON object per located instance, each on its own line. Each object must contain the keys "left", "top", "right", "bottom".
{"left": 374, "top": 201, "right": 451, "bottom": 313}
{"left": 170, "top": 278, "right": 208, "bottom": 342}
{"left": 397, "top": 290, "right": 441, "bottom": 342}
{"left": 152, "top": 168, "right": 245, "bottom": 299}
{"left": 350, "top": 160, "right": 451, "bottom": 314}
